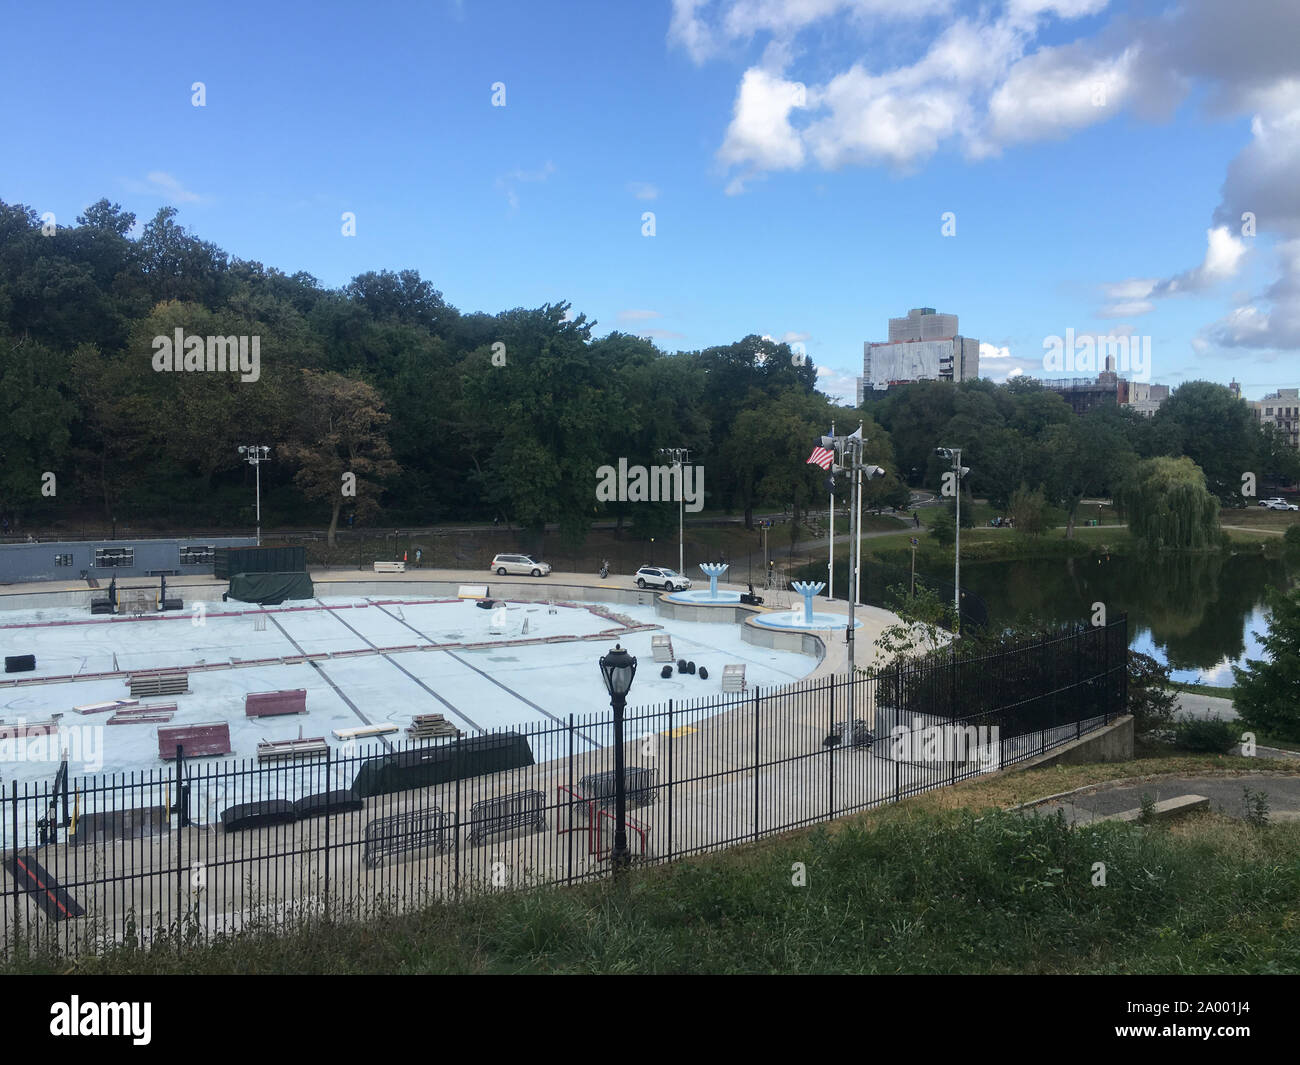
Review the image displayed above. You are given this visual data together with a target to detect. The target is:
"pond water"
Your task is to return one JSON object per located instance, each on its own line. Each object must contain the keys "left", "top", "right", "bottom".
{"left": 941, "top": 550, "right": 1297, "bottom": 685}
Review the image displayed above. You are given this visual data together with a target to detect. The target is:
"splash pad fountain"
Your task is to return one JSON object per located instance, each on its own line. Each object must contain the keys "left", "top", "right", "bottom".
{"left": 750, "top": 579, "right": 863, "bottom": 631}
{"left": 664, "top": 562, "right": 743, "bottom": 605}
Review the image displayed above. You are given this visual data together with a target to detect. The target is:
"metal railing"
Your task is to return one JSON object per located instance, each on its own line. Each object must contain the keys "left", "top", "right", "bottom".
{"left": 1, "top": 617, "right": 1127, "bottom": 958}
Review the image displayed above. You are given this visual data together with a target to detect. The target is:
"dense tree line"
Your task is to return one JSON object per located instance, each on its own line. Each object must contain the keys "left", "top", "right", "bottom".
{"left": 0, "top": 198, "right": 1293, "bottom": 549}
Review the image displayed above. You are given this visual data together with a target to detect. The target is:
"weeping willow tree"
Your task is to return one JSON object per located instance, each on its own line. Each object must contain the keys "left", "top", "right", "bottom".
{"left": 1115, "top": 456, "right": 1221, "bottom": 551}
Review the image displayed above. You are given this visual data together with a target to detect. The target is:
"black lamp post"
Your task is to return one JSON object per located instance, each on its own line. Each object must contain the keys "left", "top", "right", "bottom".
{"left": 598, "top": 643, "right": 638, "bottom": 870}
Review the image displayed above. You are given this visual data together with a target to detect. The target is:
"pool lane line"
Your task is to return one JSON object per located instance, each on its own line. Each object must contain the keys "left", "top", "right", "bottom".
{"left": 265, "top": 609, "right": 392, "bottom": 752}
{"left": 315, "top": 600, "right": 482, "bottom": 734}
{"left": 372, "top": 601, "right": 603, "bottom": 751}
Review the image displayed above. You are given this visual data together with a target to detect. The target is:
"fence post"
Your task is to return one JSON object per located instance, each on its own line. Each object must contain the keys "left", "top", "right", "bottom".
{"left": 175, "top": 743, "right": 183, "bottom": 953}
{"left": 8, "top": 781, "right": 16, "bottom": 951}
{"left": 1103, "top": 615, "right": 1111, "bottom": 723}
{"left": 752, "top": 688, "right": 760, "bottom": 844}
{"left": 566, "top": 714, "right": 575, "bottom": 883}
{"left": 666, "top": 703, "right": 673, "bottom": 864}
{"left": 828, "top": 676, "right": 836, "bottom": 820}
{"left": 323, "top": 745, "right": 331, "bottom": 921}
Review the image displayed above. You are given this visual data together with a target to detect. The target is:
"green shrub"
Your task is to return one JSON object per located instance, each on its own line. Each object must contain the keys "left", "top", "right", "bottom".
{"left": 1172, "top": 713, "right": 1240, "bottom": 753}
{"left": 1284, "top": 524, "right": 1300, "bottom": 548}
{"left": 1126, "top": 651, "right": 1178, "bottom": 734}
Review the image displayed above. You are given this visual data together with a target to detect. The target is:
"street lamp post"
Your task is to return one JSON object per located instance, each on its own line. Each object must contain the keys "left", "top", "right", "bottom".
{"left": 598, "top": 644, "right": 638, "bottom": 871}
{"left": 238, "top": 445, "right": 271, "bottom": 546}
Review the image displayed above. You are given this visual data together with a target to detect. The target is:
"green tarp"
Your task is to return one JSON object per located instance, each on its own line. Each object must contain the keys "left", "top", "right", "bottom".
{"left": 226, "top": 571, "right": 315, "bottom": 606}
{"left": 214, "top": 546, "right": 306, "bottom": 580}
{"left": 351, "top": 733, "right": 536, "bottom": 798}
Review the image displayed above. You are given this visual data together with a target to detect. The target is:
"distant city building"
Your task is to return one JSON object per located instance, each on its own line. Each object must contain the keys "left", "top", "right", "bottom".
{"left": 863, "top": 307, "right": 979, "bottom": 391}
{"left": 1042, "top": 355, "right": 1169, "bottom": 417}
{"left": 1249, "top": 388, "right": 1300, "bottom": 448}
{"left": 856, "top": 375, "right": 863, "bottom": 407}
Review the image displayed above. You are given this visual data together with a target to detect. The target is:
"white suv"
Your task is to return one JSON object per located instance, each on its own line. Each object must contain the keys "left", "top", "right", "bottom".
{"left": 1260, "top": 498, "right": 1299, "bottom": 511}
{"left": 491, "top": 554, "right": 552, "bottom": 577}
{"left": 635, "top": 566, "right": 691, "bottom": 591}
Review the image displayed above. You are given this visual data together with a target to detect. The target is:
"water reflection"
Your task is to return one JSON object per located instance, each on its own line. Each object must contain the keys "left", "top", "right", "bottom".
{"left": 947, "top": 551, "right": 1296, "bottom": 684}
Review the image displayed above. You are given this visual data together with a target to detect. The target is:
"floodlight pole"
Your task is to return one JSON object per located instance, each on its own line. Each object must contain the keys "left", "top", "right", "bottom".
{"left": 659, "top": 447, "right": 690, "bottom": 576}
{"left": 239, "top": 445, "right": 271, "bottom": 546}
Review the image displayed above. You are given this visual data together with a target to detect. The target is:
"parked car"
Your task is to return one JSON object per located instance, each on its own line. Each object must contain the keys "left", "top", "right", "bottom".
{"left": 634, "top": 566, "right": 691, "bottom": 591}
{"left": 490, "top": 553, "right": 552, "bottom": 577}
{"left": 1260, "top": 499, "right": 1299, "bottom": 511}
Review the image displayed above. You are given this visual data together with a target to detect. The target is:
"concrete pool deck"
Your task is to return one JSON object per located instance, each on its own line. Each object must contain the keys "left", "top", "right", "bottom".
{"left": 0, "top": 566, "right": 897, "bottom": 683}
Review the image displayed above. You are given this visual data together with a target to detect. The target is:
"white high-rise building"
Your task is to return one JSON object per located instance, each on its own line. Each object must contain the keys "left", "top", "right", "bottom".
{"left": 864, "top": 307, "right": 979, "bottom": 391}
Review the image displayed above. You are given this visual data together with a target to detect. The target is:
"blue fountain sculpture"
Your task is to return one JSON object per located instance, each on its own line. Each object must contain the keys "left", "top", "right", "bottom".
{"left": 698, "top": 562, "right": 729, "bottom": 599}
{"left": 789, "top": 580, "right": 825, "bottom": 624}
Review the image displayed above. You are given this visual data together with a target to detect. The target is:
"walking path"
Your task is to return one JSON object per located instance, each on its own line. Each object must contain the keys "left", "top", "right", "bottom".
{"left": 1022, "top": 771, "right": 1300, "bottom": 825}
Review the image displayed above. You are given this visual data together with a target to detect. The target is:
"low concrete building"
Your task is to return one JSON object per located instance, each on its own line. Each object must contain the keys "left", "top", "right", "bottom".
{"left": 0, "top": 536, "right": 256, "bottom": 584}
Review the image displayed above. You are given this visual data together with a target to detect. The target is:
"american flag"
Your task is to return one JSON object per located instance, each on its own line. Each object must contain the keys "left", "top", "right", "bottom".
{"left": 806, "top": 445, "right": 833, "bottom": 470}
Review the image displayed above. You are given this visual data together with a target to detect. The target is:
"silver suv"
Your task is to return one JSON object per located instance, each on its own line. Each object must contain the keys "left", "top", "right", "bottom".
{"left": 1260, "top": 498, "right": 1298, "bottom": 511}
{"left": 635, "top": 566, "right": 691, "bottom": 591}
{"left": 491, "top": 554, "right": 552, "bottom": 577}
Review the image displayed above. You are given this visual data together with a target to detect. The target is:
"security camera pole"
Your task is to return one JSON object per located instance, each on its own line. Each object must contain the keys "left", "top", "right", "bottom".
{"left": 935, "top": 447, "right": 969, "bottom": 636}
{"left": 238, "top": 445, "right": 271, "bottom": 546}
{"left": 835, "top": 429, "right": 887, "bottom": 688}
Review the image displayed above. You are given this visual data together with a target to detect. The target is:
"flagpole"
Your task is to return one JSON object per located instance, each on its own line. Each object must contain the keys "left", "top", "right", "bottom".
{"left": 828, "top": 421, "right": 835, "bottom": 602}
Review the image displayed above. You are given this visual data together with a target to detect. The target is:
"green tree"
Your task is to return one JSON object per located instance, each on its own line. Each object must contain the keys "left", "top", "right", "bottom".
{"left": 1232, "top": 586, "right": 1300, "bottom": 742}
{"left": 1151, "top": 381, "right": 1259, "bottom": 503}
{"left": 1009, "top": 483, "right": 1049, "bottom": 536}
{"left": 281, "top": 370, "right": 400, "bottom": 546}
{"left": 1115, "top": 456, "right": 1221, "bottom": 551}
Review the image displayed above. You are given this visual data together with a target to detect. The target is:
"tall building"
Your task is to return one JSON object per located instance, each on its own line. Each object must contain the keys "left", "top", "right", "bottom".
{"left": 863, "top": 307, "right": 979, "bottom": 391}
{"left": 1249, "top": 388, "right": 1300, "bottom": 448}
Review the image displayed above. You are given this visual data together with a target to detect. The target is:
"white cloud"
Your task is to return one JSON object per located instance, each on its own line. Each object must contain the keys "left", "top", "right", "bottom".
{"left": 781, "top": 330, "right": 810, "bottom": 343}
{"left": 495, "top": 161, "right": 556, "bottom": 210}
{"left": 813, "top": 363, "right": 859, "bottom": 404}
{"left": 618, "top": 309, "right": 664, "bottom": 322}
{"left": 125, "top": 171, "right": 204, "bottom": 204}
{"left": 982, "top": 44, "right": 1138, "bottom": 151}
{"left": 717, "top": 67, "right": 808, "bottom": 189}
{"left": 628, "top": 181, "right": 660, "bottom": 200}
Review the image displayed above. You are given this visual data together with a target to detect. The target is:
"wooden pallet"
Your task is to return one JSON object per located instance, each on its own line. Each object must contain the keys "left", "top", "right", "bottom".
{"left": 128, "top": 671, "right": 189, "bottom": 698}
{"left": 257, "top": 737, "right": 329, "bottom": 762}
{"left": 108, "top": 703, "right": 177, "bottom": 725}
{"left": 406, "top": 713, "right": 462, "bottom": 740}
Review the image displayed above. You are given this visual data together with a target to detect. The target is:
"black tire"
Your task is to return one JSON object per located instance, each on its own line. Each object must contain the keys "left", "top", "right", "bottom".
{"left": 663, "top": 580, "right": 673, "bottom": 590}
{"left": 497, "top": 567, "right": 507, "bottom": 575}
{"left": 531, "top": 569, "right": 541, "bottom": 577}
{"left": 637, "top": 578, "right": 646, "bottom": 589}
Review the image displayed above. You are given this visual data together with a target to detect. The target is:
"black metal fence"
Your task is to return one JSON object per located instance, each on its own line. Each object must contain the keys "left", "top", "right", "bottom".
{"left": 1, "top": 617, "right": 1127, "bottom": 959}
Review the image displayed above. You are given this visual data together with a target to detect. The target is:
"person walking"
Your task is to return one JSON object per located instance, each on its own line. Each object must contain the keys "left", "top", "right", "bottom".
{"left": 415, "top": 548, "right": 422, "bottom": 568}
{"left": 912, "top": 511, "right": 920, "bottom": 528}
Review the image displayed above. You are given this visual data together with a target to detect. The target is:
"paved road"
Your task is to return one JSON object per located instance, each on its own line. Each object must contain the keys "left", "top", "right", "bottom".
{"left": 1174, "top": 692, "right": 1237, "bottom": 721}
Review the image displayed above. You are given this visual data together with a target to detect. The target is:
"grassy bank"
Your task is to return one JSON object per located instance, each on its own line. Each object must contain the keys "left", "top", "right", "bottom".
{"left": 8, "top": 752, "right": 1298, "bottom": 975}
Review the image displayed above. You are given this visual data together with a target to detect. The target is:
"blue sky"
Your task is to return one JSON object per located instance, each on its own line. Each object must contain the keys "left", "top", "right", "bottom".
{"left": 3, "top": 0, "right": 1298, "bottom": 402}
